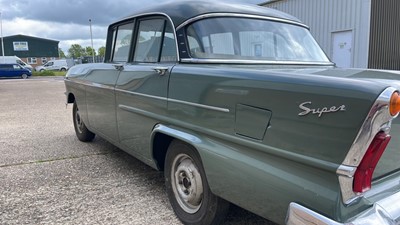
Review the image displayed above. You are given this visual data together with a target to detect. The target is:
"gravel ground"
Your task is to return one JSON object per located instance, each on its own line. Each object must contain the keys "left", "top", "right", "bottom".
{"left": 0, "top": 77, "right": 276, "bottom": 225}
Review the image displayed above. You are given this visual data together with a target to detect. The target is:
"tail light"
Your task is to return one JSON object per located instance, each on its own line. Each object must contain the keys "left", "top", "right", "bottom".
{"left": 390, "top": 91, "right": 400, "bottom": 116}
{"left": 353, "top": 132, "right": 391, "bottom": 193}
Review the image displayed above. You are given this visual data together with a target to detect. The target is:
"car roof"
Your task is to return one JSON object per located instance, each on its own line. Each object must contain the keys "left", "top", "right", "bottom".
{"left": 117, "top": 0, "right": 302, "bottom": 29}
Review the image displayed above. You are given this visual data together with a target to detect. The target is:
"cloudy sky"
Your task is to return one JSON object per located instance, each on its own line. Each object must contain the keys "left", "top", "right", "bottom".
{"left": 1, "top": 0, "right": 263, "bottom": 55}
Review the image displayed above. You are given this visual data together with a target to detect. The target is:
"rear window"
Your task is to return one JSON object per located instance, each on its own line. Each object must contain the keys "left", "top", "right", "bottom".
{"left": 186, "top": 17, "right": 330, "bottom": 63}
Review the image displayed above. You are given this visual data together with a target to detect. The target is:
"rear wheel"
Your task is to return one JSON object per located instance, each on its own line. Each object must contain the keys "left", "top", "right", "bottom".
{"left": 73, "top": 101, "right": 95, "bottom": 142}
{"left": 60, "top": 68, "right": 67, "bottom": 72}
{"left": 165, "top": 140, "right": 229, "bottom": 225}
{"left": 21, "top": 74, "right": 28, "bottom": 79}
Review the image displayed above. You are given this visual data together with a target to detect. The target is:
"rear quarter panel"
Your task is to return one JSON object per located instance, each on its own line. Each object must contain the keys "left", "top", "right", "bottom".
{"left": 167, "top": 64, "right": 387, "bottom": 223}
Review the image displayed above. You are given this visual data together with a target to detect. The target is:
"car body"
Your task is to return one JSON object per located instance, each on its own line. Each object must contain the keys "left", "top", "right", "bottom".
{"left": 0, "top": 56, "right": 34, "bottom": 71}
{"left": 64, "top": 1, "right": 400, "bottom": 225}
{"left": 36, "top": 59, "right": 68, "bottom": 72}
{"left": 0, "top": 63, "right": 32, "bottom": 79}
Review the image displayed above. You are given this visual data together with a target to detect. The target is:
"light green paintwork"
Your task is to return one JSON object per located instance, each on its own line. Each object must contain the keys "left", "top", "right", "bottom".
{"left": 63, "top": 2, "right": 400, "bottom": 223}
{"left": 65, "top": 63, "right": 400, "bottom": 224}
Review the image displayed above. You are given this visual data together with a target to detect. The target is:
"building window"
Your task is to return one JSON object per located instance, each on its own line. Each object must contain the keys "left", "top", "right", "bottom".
{"left": 41, "top": 57, "right": 48, "bottom": 64}
{"left": 28, "top": 58, "right": 37, "bottom": 64}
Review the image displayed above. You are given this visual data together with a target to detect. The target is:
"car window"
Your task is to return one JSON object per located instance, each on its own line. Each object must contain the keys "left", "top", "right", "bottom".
{"left": 186, "top": 17, "right": 330, "bottom": 62}
{"left": 13, "top": 65, "right": 22, "bottom": 70}
{"left": 0, "top": 64, "right": 12, "bottom": 69}
{"left": 112, "top": 22, "right": 134, "bottom": 62}
{"left": 160, "top": 23, "right": 177, "bottom": 62}
{"left": 134, "top": 19, "right": 177, "bottom": 63}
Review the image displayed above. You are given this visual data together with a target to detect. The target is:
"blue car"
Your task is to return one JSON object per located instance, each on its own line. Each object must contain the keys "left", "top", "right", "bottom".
{"left": 0, "top": 63, "right": 32, "bottom": 79}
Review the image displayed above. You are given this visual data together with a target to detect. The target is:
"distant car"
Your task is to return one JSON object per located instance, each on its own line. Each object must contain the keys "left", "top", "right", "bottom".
{"left": 0, "top": 56, "right": 34, "bottom": 71}
{"left": 0, "top": 63, "right": 32, "bottom": 79}
{"left": 36, "top": 59, "right": 68, "bottom": 72}
{"left": 64, "top": 1, "right": 400, "bottom": 225}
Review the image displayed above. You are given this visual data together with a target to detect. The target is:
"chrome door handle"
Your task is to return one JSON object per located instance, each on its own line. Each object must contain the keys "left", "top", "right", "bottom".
{"left": 153, "top": 66, "right": 169, "bottom": 76}
{"left": 113, "top": 64, "right": 124, "bottom": 71}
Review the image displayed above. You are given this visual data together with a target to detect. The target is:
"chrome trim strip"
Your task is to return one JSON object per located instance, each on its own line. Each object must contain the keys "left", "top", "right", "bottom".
{"left": 181, "top": 58, "right": 334, "bottom": 66}
{"left": 287, "top": 195, "right": 400, "bottom": 225}
{"left": 85, "top": 82, "right": 115, "bottom": 90}
{"left": 343, "top": 87, "right": 396, "bottom": 166}
{"left": 67, "top": 78, "right": 115, "bottom": 91}
{"left": 152, "top": 124, "right": 202, "bottom": 144}
{"left": 168, "top": 98, "right": 230, "bottom": 113}
{"left": 286, "top": 203, "right": 342, "bottom": 225}
{"left": 337, "top": 87, "right": 397, "bottom": 204}
{"left": 115, "top": 88, "right": 167, "bottom": 101}
{"left": 115, "top": 88, "right": 229, "bottom": 113}
{"left": 176, "top": 13, "right": 309, "bottom": 30}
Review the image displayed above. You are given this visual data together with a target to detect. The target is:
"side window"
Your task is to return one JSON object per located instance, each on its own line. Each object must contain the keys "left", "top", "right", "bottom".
{"left": 112, "top": 23, "right": 134, "bottom": 62}
{"left": 134, "top": 19, "right": 164, "bottom": 63}
{"left": 134, "top": 19, "right": 177, "bottom": 63}
{"left": 160, "top": 23, "right": 177, "bottom": 62}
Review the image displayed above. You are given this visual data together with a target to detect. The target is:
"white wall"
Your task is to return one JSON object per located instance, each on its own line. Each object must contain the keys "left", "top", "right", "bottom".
{"left": 262, "top": 0, "right": 371, "bottom": 68}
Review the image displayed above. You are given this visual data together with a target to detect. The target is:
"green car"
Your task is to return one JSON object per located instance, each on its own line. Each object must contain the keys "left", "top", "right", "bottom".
{"left": 64, "top": 1, "right": 400, "bottom": 224}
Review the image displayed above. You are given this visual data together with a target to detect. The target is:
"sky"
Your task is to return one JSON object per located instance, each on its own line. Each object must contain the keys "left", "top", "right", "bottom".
{"left": 0, "top": 0, "right": 263, "bottom": 55}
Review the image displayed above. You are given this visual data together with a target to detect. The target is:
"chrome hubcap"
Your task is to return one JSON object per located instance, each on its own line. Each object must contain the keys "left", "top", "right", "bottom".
{"left": 171, "top": 153, "right": 203, "bottom": 214}
{"left": 75, "top": 107, "right": 84, "bottom": 133}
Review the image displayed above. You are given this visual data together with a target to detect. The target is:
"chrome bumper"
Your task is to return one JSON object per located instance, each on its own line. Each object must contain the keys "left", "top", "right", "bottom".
{"left": 286, "top": 191, "right": 400, "bottom": 225}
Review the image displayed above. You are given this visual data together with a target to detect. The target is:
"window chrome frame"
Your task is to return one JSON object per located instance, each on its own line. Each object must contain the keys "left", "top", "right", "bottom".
{"left": 110, "top": 12, "right": 180, "bottom": 63}
{"left": 176, "top": 13, "right": 309, "bottom": 30}
{"left": 176, "top": 13, "right": 333, "bottom": 65}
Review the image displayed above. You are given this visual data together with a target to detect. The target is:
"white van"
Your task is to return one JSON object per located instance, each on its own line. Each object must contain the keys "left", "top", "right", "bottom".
{"left": 0, "top": 56, "right": 34, "bottom": 71}
{"left": 35, "top": 59, "right": 68, "bottom": 72}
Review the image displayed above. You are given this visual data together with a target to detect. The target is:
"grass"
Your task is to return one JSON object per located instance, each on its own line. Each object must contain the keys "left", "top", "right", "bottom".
{"left": 32, "top": 70, "right": 67, "bottom": 77}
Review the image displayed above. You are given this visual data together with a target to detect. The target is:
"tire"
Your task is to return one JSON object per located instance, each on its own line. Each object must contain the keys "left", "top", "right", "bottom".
{"left": 60, "top": 68, "right": 67, "bottom": 72}
{"left": 72, "top": 101, "right": 95, "bottom": 142}
{"left": 165, "top": 140, "right": 229, "bottom": 225}
{"left": 21, "top": 74, "right": 28, "bottom": 79}
{"left": 40, "top": 69, "right": 45, "bottom": 72}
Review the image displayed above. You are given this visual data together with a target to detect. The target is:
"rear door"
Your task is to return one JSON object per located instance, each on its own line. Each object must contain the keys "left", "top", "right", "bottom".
{"left": 115, "top": 17, "right": 177, "bottom": 159}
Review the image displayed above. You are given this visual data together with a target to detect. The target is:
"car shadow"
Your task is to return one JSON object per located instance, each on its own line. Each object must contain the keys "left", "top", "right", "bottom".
{"left": 87, "top": 136, "right": 276, "bottom": 225}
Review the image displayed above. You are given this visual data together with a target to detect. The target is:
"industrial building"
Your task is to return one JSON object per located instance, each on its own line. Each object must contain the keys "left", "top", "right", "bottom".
{"left": 261, "top": 0, "right": 400, "bottom": 70}
{"left": 0, "top": 34, "right": 60, "bottom": 68}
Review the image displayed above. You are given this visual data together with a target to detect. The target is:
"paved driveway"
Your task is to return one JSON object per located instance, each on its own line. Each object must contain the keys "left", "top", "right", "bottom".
{"left": 0, "top": 77, "right": 275, "bottom": 225}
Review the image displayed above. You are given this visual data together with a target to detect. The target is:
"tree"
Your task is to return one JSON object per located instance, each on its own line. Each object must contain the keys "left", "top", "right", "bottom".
{"left": 85, "top": 46, "right": 96, "bottom": 57}
{"left": 98, "top": 46, "right": 106, "bottom": 57}
{"left": 68, "top": 44, "right": 85, "bottom": 58}
{"left": 59, "top": 48, "right": 66, "bottom": 58}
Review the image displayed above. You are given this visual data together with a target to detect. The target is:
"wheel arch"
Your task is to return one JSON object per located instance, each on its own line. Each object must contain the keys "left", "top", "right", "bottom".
{"left": 67, "top": 92, "right": 75, "bottom": 104}
{"left": 151, "top": 124, "right": 203, "bottom": 171}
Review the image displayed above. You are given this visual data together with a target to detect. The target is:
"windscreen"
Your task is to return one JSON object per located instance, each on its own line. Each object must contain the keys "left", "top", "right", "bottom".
{"left": 186, "top": 17, "right": 330, "bottom": 63}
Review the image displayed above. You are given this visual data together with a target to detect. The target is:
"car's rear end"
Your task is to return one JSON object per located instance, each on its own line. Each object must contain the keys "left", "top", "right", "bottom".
{"left": 287, "top": 86, "right": 400, "bottom": 224}
{"left": 170, "top": 4, "right": 400, "bottom": 224}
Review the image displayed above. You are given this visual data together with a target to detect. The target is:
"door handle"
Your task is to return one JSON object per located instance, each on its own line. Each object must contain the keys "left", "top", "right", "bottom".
{"left": 113, "top": 64, "right": 124, "bottom": 71}
{"left": 153, "top": 66, "right": 169, "bottom": 76}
